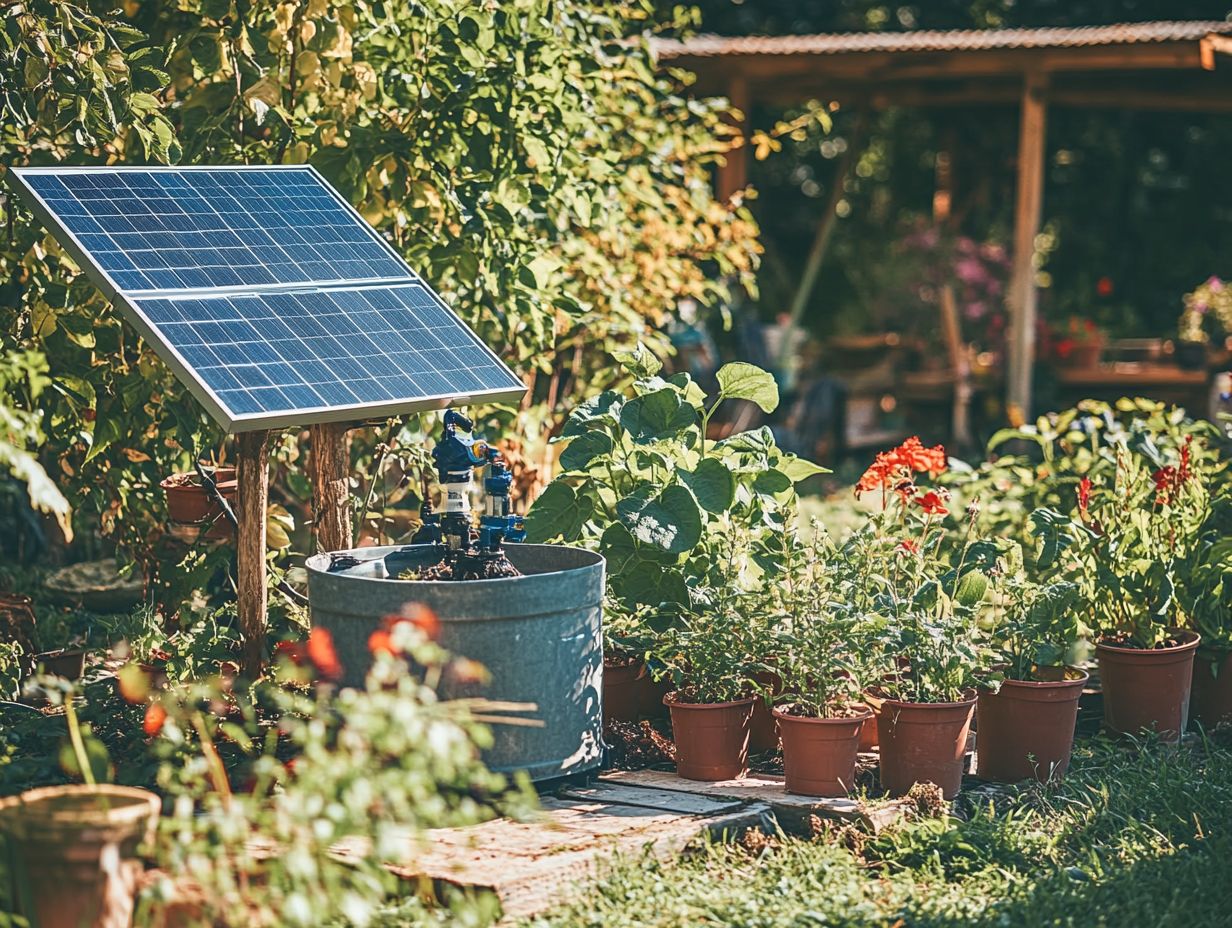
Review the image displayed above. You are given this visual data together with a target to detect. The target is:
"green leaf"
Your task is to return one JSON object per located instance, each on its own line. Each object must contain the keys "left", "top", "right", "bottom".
{"left": 524, "top": 482, "right": 592, "bottom": 542}
{"left": 955, "top": 570, "right": 989, "bottom": 607}
{"left": 716, "top": 362, "right": 779, "bottom": 413}
{"left": 616, "top": 484, "right": 703, "bottom": 554}
{"left": 558, "top": 430, "right": 613, "bottom": 472}
{"left": 778, "top": 454, "right": 829, "bottom": 482}
{"left": 618, "top": 389, "right": 696, "bottom": 444}
{"left": 611, "top": 343, "right": 662, "bottom": 379}
{"left": 753, "top": 469, "right": 791, "bottom": 495}
{"left": 679, "top": 457, "right": 735, "bottom": 514}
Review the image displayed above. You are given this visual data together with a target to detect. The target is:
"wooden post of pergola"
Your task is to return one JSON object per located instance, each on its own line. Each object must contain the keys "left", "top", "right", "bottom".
{"left": 717, "top": 73, "right": 750, "bottom": 201}
{"left": 1006, "top": 72, "right": 1049, "bottom": 422}
{"left": 236, "top": 430, "right": 271, "bottom": 676}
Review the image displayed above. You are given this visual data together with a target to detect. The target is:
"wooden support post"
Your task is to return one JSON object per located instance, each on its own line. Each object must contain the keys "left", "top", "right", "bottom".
{"left": 1007, "top": 72, "right": 1048, "bottom": 423}
{"left": 716, "top": 73, "right": 749, "bottom": 202}
{"left": 308, "top": 421, "right": 353, "bottom": 553}
{"left": 933, "top": 136, "right": 973, "bottom": 450}
{"left": 236, "top": 430, "right": 271, "bottom": 677}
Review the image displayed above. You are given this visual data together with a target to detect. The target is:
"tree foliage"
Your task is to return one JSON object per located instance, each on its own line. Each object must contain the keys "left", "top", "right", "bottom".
{"left": 0, "top": 0, "right": 758, "bottom": 579}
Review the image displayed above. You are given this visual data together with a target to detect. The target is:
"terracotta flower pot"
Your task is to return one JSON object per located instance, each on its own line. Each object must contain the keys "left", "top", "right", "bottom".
{"left": 859, "top": 692, "right": 885, "bottom": 751}
{"left": 775, "top": 704, "right": 872, "bottom": 797}
{"left": 976, "top": 670, "right": 1088, "bottom": 783}
{"left": 664, "top": 692, "right": 755, "bottom": 781}
{"left": 603, "top": 658, "right": 645, "bottom": 724}
{"left": 1191, "top": 649, "right": 1232, "bottom": 729}
{"left": 161, "top": 471, "right": 238, "bottom": 526}
{"left": 1096, "top": 630, "right": 1200, "bottom": 742}
{"left": 0, "top": 784, "right": 160, "bottom": 928}
{"left": 876, "top": 692, "right": 976, "bottom": 799}
{"left": 749, "top": 670, "right": 783, "bottom": 753}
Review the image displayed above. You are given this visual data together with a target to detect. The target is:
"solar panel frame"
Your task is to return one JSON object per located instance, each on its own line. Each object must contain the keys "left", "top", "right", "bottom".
{"left": 7, "top": 165, "right": 526, "bottom": 432}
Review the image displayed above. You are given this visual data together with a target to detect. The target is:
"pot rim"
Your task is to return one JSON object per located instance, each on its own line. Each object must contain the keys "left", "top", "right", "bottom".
{"left": 873, "top": 689, "right": 978, "bottom": 710}
{"left": 1096, "top": 629, "right": 1200, "bottom": 655}
{"left": 0, "top": 784, "right": 159, "bottom": 827}
{"left": 663, "top": 692, "right": 756, "bottom": 710}
{"left": 305, "top": 543, "right": 604, "bottom": 588}
{"left": 989, "top": 669, "right": 1090, "bottom": 689}
{"left": 773, "top": 703, "right": 873, "bottom": 724}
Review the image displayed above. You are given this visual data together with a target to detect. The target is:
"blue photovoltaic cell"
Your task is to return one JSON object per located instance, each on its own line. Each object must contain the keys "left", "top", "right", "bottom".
{"left": 130, "top": 283, "right": 524, "bottom": 417}
{"left": 9, "top": 166, "right": 524, "bottom": 428}
{"left": 21, "top": 168, "right": 410, "bottom": 292}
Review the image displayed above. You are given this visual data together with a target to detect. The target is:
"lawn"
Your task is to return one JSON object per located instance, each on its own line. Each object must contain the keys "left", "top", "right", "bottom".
{"left": 521, "top": 737, "right": 1232, "bottom": 928}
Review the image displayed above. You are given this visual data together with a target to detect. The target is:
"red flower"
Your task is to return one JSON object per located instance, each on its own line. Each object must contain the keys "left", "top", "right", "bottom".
{"left": 915, "top": 490, "right": 949, "bottom": 516}
{"left": 382, "top": 603, "right": 441, "bottom": 641}
{"left": 897, "top": 539, "right": 921, "bottom": 555}
{"left": 143, "top": 703, "right": 167, "bottom": 737}
{"left": 1077, "top": 477, "right": 1092, "bottom": 515}
{"left": 1096, "top": 277, "right": 1114, "bottom": 298}
{"left": 306, "top": 628, "right": 343, "bottom": 680}
{"left": 855, "top": 437, "right": 947, "bottom": 499}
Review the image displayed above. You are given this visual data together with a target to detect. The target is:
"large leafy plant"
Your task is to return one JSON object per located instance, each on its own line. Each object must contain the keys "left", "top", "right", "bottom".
{"left": 1179, "top": 488, "right": 1232, "bottom": 653}
{"left": 524, "top": 349, "right": 825, "bottom": 626}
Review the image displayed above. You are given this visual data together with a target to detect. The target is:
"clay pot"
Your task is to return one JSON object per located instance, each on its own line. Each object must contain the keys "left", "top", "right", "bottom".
{"left": 0, "top": 784, "right": 160, "bottom": 928}
{"left": 664, "top": 693, "right": 755, "bottom": 781}
{"left": 161, "top": 471, "right": 238, "bottom": 527}
{"left": 775, "top": 704, "right": 872, "bottom": 797}
{"left": 1191, "top": 649, "right": 1232, "bottom": 729}
{"left": 1056, "top": 339, "right": 1104, "bottom": 370}
{"left": 603, "top": 658, "right": 645, "bottom": 724}
{"left": 976, "top": 670, "right": 1088, "bottom": 783}
{"left": 1096, "top": 631, "right": 1200, "bottom": 742}
{"left": 876, "top": 692, "right": 976, "bottom": 799}
{"left": 859, "top": 692, "right": 885, "bottom": 751}
{"left": 749, "top": 670, "right": 783, "bottom": 753}
{"left": 34, "top": 647, "right": 86, "bottom": 680}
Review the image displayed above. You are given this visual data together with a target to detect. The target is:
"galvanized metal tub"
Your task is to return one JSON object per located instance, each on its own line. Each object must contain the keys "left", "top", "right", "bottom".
{"left": 305, "top": 543, "right": 604, "bottom": 782}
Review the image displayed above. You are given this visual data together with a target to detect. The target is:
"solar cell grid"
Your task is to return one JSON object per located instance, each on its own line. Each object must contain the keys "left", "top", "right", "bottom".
{"left": 9, "top": 166, "right": 525, "bottom": 430}
{"left": 22, "top": 168, "right": 411, "bottom": 293}
{"left": 131, "top": 282, "right": 523, "bottom": 420}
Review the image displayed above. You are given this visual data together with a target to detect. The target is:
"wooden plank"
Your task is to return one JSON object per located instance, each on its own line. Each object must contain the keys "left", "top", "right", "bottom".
{"left": 556, "top": 780, "right": 747, "bottom": 817}
{"left": 598, "top": 769, "right": 913, "bottom": 834}
{"left": 1006, "top": 71, "right": 1048, "bottom": 421}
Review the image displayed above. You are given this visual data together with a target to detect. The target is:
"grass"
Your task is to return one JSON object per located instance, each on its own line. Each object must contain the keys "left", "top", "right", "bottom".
{"left": 517, "top": 736, "right": 1232, "bottom": 928}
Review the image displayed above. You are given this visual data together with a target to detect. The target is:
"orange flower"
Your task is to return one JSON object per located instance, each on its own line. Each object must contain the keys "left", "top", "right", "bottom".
{"left": 897, "top": 539, "right": 921, "bottom": 555}
{"left": 399, "top": 603, "right": 441, "bottom": 640}
{"left": 915, "top": 490, "right": 949, "bottom": 516}
{"left": 1077, "top": 477, "right": 1092, "bottom": 514}
{"left": 368, "top": 629, "right": 395, "bottom": 656}
{"left": 305, "top": 628, "right": 343, "bottom": 680}
{"left": 855, "top": 437, "right": 947, "bottom": 499}
{"left": 143, "top": 703, "right": 167, "bottom": 737}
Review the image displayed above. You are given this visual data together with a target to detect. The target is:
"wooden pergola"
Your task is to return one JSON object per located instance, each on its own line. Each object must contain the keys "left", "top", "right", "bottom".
{"left": 654, "top": 21, "right": 1232, "bottom": 420}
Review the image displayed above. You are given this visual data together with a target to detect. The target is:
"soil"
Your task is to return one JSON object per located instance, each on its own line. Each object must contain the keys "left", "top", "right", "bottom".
{"left": 603, "top": 720, "right": 676, "bottom": 769}
{"left": 775, "top": 702, "right": 870, "bottom": 720}
{"left": 398, "top": 551, "right": 522, "bottom": 581}
{"left": 1101, "top": 632, "right": 1190, "bottom": 650}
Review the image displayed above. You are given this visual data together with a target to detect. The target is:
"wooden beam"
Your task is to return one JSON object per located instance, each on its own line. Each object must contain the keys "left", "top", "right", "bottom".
{"left": 308, "top": 422, "right": 353, "bottom": 553}
{"left": 716, "top": 73, "right": 749, "bottom": 202}
{"left": 1007, "top": 73, "right": 1048, "bottom": 423}
{"left": 236, "top": 430, "right": 272, "bottom": 676}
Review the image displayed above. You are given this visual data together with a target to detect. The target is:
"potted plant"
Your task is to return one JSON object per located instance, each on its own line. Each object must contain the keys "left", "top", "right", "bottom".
{"left": 1050, "top": 317, "right": 1106, "bottom": 370}
{"left": 1178, "top": 487, "right": 1232, "bottom": 729}
{"left": 1176, "top": 276, "right": 1230, "bottom": 369}
{"left": 602, "top": 601, "right": 656, "bottom": 724}
{"left": 977, "top": 547, "right": 1089, "bottom": 783}
{"left": 160, "top": 462, "right": 237, "bottom": 534}
{"left": 655, "top": 589, "right": 758, "bottom": 782}
{"left": 850, "top": 438, "right": 993, "bottom": 800}
{"left": 1032, "top": 437, "right": 1209, "bottom": 742}
{"left": 768, "top": 533, "right": 873, "bottom": 796}
{"left": 0, "top": 683, "right": 161, "bottom": 927}
{"left": 525, "top": 347, "right": 825, "bottom": 736}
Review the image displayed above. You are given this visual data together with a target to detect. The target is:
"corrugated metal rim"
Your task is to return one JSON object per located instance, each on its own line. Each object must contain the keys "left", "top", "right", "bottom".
{"left": 653, "top": 20, "right": 1232, "bottom": 59}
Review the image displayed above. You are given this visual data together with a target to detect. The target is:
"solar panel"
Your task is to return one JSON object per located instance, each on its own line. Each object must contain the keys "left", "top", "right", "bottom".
{"left": 8, "top": 166, "right": 525, "bottom": 431}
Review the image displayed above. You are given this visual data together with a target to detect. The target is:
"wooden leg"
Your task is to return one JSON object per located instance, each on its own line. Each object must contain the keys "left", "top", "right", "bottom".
{"left": 308, "top": 421, "right": 353, "bottom": 553}
{"left": 236, "top": 430, "right": 271, "bottom": 677}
